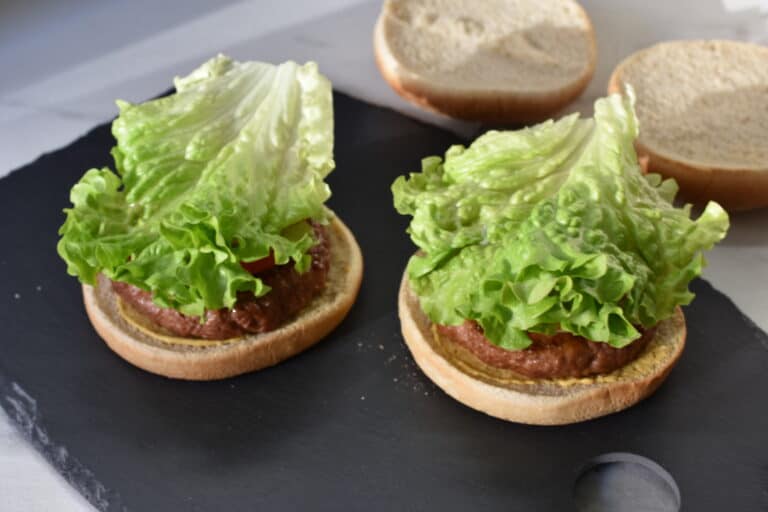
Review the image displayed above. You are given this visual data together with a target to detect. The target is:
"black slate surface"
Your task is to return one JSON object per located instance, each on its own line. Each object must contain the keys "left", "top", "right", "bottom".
{"left": 1, "top": 92, "right": 767, "bottom": 511}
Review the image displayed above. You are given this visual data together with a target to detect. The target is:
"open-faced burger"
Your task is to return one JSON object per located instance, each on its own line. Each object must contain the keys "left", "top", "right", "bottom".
{"left": 392, "top": 90, "right": 728, "bottom": 424}
{"left": 58, "top": 55, "right": 363, "bottom": 380}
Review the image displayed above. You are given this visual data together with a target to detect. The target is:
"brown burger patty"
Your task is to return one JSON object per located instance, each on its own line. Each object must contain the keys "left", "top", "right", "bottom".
{"left": 436, "top": 321, "right": 655, "bottom": 379}
{"left": 111, "top": 223, "right": 330, "bottom": 340}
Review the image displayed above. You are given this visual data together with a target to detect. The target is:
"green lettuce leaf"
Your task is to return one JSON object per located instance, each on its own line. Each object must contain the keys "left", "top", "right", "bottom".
{"left": 58, "top": 55, "right": 334, "bottom": 316}
{"left": 393, "top": 91, "right": 729, "bottom": 349}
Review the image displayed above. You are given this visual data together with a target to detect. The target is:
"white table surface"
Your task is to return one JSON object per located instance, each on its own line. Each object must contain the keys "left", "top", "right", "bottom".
{"left": 1, "top": 0, "right": 766, "bottom": 510}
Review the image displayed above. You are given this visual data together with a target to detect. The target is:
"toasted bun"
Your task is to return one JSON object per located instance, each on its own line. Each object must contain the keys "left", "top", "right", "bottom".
{"left": 608, "top": 40, "right": 768, "bottom": 211}
{"left": 373, "top": 0, "right": 597, "bottom": 123}
{"left": 398, "top": 274, "right": 686, "bottom": 425}
{"left": 83, "top": 215, "right": 363, "bottom": 380}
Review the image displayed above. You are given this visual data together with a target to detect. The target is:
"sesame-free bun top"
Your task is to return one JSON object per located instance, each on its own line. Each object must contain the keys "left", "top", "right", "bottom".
{"left": 608, "top": 40, "right": 768, "bottom": 210}
{"left": 374, "top": 0, "right": 597, "bottom": 123}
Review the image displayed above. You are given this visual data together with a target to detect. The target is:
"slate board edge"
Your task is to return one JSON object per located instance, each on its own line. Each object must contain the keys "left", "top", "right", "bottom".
{"left": 0, "top": 117, "right": 143, "bottom": 512}
{"left": 0, "top": 377, "right": 126, "bottom": 511}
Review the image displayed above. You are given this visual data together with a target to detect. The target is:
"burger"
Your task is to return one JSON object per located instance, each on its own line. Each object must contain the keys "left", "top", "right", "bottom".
{"left": 58, "top": 55, "right": 363, "bottom": 380}
{"left": 392, "top": 90, "right": 728, "bottom": 424}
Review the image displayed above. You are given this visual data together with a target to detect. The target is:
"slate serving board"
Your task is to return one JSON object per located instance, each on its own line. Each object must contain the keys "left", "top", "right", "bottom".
{"left": 1, "top": 92, "right": 767, "bottom": 511}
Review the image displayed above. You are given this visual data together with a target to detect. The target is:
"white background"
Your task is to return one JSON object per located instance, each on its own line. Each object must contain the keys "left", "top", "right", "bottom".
{"left": 1, "top": 0, "right": 766, "bottom": 510}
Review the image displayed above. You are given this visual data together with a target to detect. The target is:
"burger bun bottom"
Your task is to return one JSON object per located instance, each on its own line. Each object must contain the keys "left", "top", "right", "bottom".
{"left": 398, "top": 274, "right": 686, "bottom": 425}
{"left": 83, "top": 214, "right": 363, "bottom": 381}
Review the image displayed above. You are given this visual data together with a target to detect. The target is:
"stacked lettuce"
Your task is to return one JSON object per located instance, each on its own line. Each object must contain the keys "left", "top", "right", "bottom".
{"left": 393, "top": 92, "right": 728, "bottom": 350}
{"left": 58, "top": 55, "right": 334, "bottom": 317}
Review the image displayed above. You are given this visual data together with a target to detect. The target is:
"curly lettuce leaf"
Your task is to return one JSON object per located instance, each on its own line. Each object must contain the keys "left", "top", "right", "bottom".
{"left": 393, "top": 91, "right": 729, "bottom": 349}
{"left": 393, "top": 113, "right": 593, "bottom": 276}
{"left": 58, "top": 55, "right": 334, "bottom": 316}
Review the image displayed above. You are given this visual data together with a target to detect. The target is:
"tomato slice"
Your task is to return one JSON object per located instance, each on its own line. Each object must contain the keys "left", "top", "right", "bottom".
{"left": 240, "top": 253, "right": 276, "bottom": 275}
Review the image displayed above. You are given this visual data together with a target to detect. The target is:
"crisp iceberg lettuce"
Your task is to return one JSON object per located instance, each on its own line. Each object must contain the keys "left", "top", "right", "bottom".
{"left": 393, "top": 91, "right": 728, "bottom": 349}
{"left": 58, "top": 55, "right": 334, "bottom": 317}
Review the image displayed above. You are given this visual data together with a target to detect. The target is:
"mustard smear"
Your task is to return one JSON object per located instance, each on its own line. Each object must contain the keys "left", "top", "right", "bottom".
{"left": 117, "top": 297, "right": 241, "bottom": 348}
